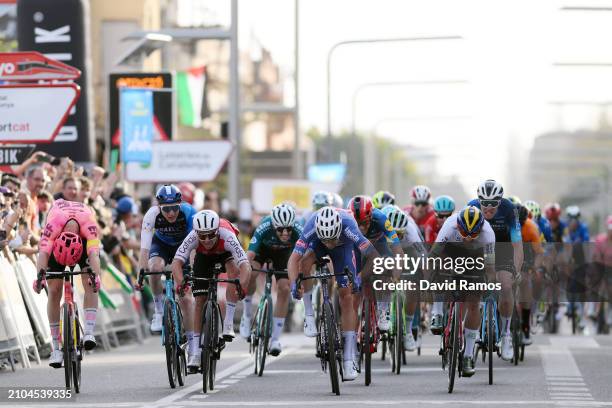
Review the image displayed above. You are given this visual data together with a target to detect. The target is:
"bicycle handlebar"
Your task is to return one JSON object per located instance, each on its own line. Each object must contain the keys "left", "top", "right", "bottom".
{"left": 251, "top": 268, "right": 289, "bottom": 276}
{"left": 40, "top": 269, "right": 98, "bottom": 293}
{"left": 296, "top": 266, "right": 354, "bottom": 288}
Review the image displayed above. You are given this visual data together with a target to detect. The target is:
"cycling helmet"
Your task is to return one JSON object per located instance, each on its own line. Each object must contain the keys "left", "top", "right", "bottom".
{"left": 177, "top": 182, "right": 196, "bottom": 205}
{"left": 382, "top": 205, "right": 409, "bottom": 232}
{"left": 372, "top": 190, "right": 396, "bottom": 209}
{"left": 312, "top": 191, "right": 332, "bottom": 210}
{"left": 544, "top": 202, "right": 561, "bottom": 221}
{"left": 477, "top": 179, "right": 504, "bottom": 201}
{"left": 331, "top": 193, "right": 344, "bottom": 209}
{"left": 193, "top": 210, "right": 220, "bottom": 232}
{"left": 566, "top": 205, "right": 580, "bottom": 219}
{"left": 348, "top": 195, "right": 373, "bottom": 225}
{"left": 508, "top": 195, "right": 522, "bottom": 206}
{"left": 156, "top": 184, "right": 182, "bottom": 205}
{"left": 524, "top": 200, "right": 541, "bottom": 219}
{"left": 517, "top": 204, "right": 528, "bottom": 226}
{"left": 433, "top": 195, "right": 455, "bottom": 215}
{"left": 315, "top": 207, "right": 342, "bottom": 240}
{"left": 271, "top": 203, "right": 296, "bottom": 228}
{"left": 53, "top": 231, "right": 83, "bottom": 266}
{"left": 457, "top": 206, "right": 485, "bottom": 237}
{"left": 411, "top": 185, "right": 431, "bottom": 203}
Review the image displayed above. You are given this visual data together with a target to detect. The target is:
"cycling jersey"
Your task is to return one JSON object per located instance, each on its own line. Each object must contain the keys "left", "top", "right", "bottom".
{"left": 40, "top": 199, "right": 100, "bottom": 256}
{"left": 423, "top": 213, "right": 443, "bottom": 244}
{"left": 521, "top": 218, "right": 544, "bottom": 268}
{"left": 294, "top": 210, "right": 374, "bottom": 287}
{"left": 174, "top": 219, "right": 248, "bottom": 266}
{"left": 468, "top": 197, "right": 521, "bottom": 272}
{"left": 397, "top": 214, "right": 428, "bottom": 259}
{"left": 535, "top": 216, "right": 553, "bottom": 243}
{"left": 548, "top": 219, "right": 569, "bottom": 243}
{"left": 365, "top": 208, "right": 400, "bottom": 245}
{"left": 248, "top": 215, "right": 303, "bottom": 253}
{"left": 593, "top": 234, "right": 612, "bottom": 267}
{"left": 140, "top": 203, "right": 197, "bottom": 249}
{"left": 402, "top": 204, "right": 435, "bottom": 234}
{"left": 568, "top": 220, "right": 590, "bottom": 266}
{"left": 429, "top": 213, "right": 496, "bottom": 267}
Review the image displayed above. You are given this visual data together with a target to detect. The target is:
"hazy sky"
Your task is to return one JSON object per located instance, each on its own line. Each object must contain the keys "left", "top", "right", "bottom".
{"left": 196, "top": 0, "right": 612, "bottom": 190}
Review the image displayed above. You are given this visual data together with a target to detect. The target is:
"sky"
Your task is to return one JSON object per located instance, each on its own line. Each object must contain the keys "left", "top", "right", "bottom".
{"left": 190, "top": 0, "right": 612, "bottom": 191}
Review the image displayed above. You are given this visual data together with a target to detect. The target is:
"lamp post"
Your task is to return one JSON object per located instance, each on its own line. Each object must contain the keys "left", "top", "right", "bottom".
{"left": 325, "top": 35, "right": 463, "bottom": 160}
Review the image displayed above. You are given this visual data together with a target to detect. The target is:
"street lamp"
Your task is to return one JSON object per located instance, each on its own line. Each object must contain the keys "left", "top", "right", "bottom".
{"left": 324, "top": 35, "right": 463, "bottom": 158}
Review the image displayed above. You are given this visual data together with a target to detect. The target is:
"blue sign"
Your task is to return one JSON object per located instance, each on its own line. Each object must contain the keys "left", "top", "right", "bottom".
{"left": 120, "top": 88, "right": 153, "bottom": 163}
{"left": 308, "top": 163, "right": 346, "bottom": 183}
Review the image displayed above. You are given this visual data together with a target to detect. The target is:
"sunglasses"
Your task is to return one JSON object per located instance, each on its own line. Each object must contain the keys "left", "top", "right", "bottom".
{"left": 436, "top": 212, "right": 452, "bottom": 219}
{"left": 457, "top": 224, "right": 480, "bottom": 239}
{"left": 276, "top": 227, "right": 293, "bottom": 233}
{"left": 161, "top": 204, "right": 180, "bottom": 213}
{"left": 321, "top": 237, "right": 339, "bottom": 244}
{"left": 479, "top": 200, "right": 500, "bottom": 208}
{"left": 415, "top": 201, "right": 428, "bottom": 207}
{"left": 197, "top": 231, "right": 218, "bottom": 241}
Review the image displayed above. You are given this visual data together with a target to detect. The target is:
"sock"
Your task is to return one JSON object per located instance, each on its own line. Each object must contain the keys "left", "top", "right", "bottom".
{"left": 84, "top": 308, "right": 97, "bottom": 336}
{"left": 224, "top": 302, "right": 236, "bottom": 328}
{"left": 154, "top": 294, "right": 164, "bottom": 314}
{"left": 243, "top": 296, "right": 253, "bottom": 319}
{"left": 186, "top": 331, "right": 194, "bottom": 350}
{"left": 500, "top": 315, "right": 511, "bottom": 335}
{"left": 464, "top": 328, "right": 478, "bottom": 358}
{"left": 521, "top": 309, "right": 531, "bottom": 334}
{"left": 272, "top": 317, "right": 285, "bottom": 342}
{"left": 303, "top": 290, "right": 314, "bottom": 316}
{"left": 50, "top": 322, "right": 60, "bottom": 351}
{"left": 432, "top": 302, "right": 444, "bottom": 316}
{"left": 405, "top": 315, "right": 414, "bottom": 334}
{"left": 192, "top": 334, "right": 200, "bottom": 355}
{"left": 342, "top": 331, "right": 355, "bottom": 362}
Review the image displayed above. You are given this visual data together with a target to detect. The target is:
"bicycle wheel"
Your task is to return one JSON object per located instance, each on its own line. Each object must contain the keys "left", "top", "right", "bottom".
{"left": 394, "top": 294, "right": 403, "bottom": 375}
{"left": 72, "top": 314, "right": 82, "bottom": 393}
{"left": 62, "top": 304, "right": 72, "bottom": 390}
{"left": 176, "top": 306, "right": 186, "bottom": 387}
{"left": 381, "top": 336, "right": 387, "bottom": 361}
{"left": 201, "top": 302, "right": 213, "bottom": 393}
{"left": 164, "top": 300, "right": 178, "bottom": 388}
{"left": 256, "top": 297, "right": 271, "bottom": 377}
{"left": 364, "top": 298, "right": 372, "bottom": 386}
{"left": 324, "top": 302, "right": 340, "bottom": 395}
{"left": 447, "top": 303, "right": 459, "bottom": 394}
{"left": 487, "top": 302, "right": 494, "bottom": 385}
{"left": 209, "top": 304, "right": 220, "bottom": 391}
{"left": 511, "top": 307, "right": 520, "bottom": 366}
{"left": 570, "top": 303, "right": 577, "bottom": 335}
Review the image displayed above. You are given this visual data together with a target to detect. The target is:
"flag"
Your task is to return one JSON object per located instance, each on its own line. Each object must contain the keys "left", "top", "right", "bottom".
{"left": 177, "top": 66, "right": 209, "bottom": 127}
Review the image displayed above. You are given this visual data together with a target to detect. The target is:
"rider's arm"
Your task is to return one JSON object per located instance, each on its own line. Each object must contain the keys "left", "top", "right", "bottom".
{"left": 138, "top": 207, "right": 158, "bottom": 271}
{"left": 171, "top": 257, "right": 185, "bottom": 286}
{"left": 223, "top": 231, "right": 251, "bottom": 288}
{"left": 509, "top": 207, "right": 523, "bottom": 273}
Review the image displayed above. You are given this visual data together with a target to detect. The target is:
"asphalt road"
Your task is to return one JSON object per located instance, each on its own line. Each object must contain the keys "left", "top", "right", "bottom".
{"left": 1, "top": 319, "right": 612, "bottom": 408}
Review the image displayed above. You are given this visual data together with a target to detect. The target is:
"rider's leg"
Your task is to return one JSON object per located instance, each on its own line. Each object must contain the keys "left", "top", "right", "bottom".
{"left": 272, "top": 278, "right": 290, "bottom": 343}
{"left": 149, "top": 257, "right": 166, "bottom": 316}
{"left": 464, "top": 298, "right": 481, "bottom": 359}
{"left": 224, "top": 261, "right": 240, "bottom": 330}
{"left": 519, "top": 269, "right": 533, "bottom": 337}
{"left": 497, "top": 269, "right": 514, "bottom": 335}
{"left": 46, "top": 279, "right": 63, "bottom": 351}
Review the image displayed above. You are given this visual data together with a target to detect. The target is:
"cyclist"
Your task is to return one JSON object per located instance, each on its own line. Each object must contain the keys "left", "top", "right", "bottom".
{"left": 514, "top": 203, "right": 544, "bottom": 345}
{"left": 288, "top": 207, "right": 380, "bottom": 380}
{"left": 382, "top": 204, "right": 428, "bottom": 351}
{"left": 372, "top": 190, "right": 396, "bottom": 209}
{"left": 32, "top": 199, "right": 102, "bottom": 368}
{"left": 403, "top": 185, "right": 435, "bottom": 235}
{"left": 544, "top": 202, "right": 571, "bottom": 327}
{"left": 566, "top": 205, "right": 590, "bottom": 329}
{"left": 428, "top": 206, "right": 496, "bottom": 377}
{"left": 331, "top": 193, "right": 344, "bottom": 209}
{"left": 423, "top": 195, "right": 456, "bottom": 333}
{"left": 300, "top": 191, "right": 332, "bottom": 225}
{"left": 171, "top": 210, "right": 250, "bottom": 371}
{"left": 347, "top": 196, "right": 404, "bottom": 340}
{"left": 591, "top": 216, "right": 612, "bottom": 327}
{"left": 136, "top": 185, "right": 197, "bottom": 358}
{"left": 468, "top": 180, "right": 523, "bottom": 361}
{"left": 239, "top": 204, "right": 303, "bottom": 356}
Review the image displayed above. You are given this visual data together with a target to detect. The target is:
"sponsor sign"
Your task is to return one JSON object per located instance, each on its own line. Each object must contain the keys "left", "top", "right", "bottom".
{"left": 120, "top": 88, "right": 153, "bottom": 163}
{"left": 252, "top": 179, "right": 341, "bottom": 213}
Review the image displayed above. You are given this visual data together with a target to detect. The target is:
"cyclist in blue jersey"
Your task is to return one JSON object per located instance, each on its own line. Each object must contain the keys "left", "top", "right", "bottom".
{"left": 346, "top": 196, "right": 410, "bottom": 346}
{"left": 137, "top": 185, "right": 197, "bottom": 348}
{"left": 468, "top": 179, "right": 523, "bottom": 361}
{"left": 288, "top": 207, "right": 380, "bottom": 381}
{"left": 566, "top": 205, "right": 590, "bottom": 329}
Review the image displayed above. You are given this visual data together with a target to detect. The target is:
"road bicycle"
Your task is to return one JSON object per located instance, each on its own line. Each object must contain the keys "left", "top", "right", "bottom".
{"left": 296, "top": 258, "right": 353, "bottom": 395}
{"left": 357, "top": 282, "right": 379, "bottom": 386}
{"left": 249, "top": 267, "right": 288, "bottom": 376}
{"left": 475, "top": 291, "right": 500, "bottom": 385}
{"left": 138, "top": 266, "right": 187, "bottom": 388}
{"left": 36, "top": 267, "right": 97, "bottom": 393}
{"left": 188, "top": 263, "right": 244, "bottom": 393}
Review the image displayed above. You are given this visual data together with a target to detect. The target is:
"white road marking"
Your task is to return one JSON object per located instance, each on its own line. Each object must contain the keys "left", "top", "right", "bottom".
{"left": 162, "top": 400, "right": 612, "bottom": 406}
{"left": 221, "top": 379, "right": 240, "bottom": 384}
{"left": 540, "top": 345, "right": 595, "bottom": 405}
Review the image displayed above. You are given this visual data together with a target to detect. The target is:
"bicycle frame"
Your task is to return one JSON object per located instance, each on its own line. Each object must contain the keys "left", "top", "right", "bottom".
{"left": 480, "top": 294, "right": 499, "bottom": 347}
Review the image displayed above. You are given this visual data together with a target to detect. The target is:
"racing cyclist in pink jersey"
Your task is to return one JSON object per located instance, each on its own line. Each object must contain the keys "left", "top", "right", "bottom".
{"left": 32, "top": 199, "right": 103, "bottom": 368}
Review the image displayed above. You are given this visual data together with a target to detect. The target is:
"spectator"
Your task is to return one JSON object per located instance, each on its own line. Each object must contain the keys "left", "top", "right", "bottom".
{"left": 36, "top": 190, "right": 53, "bottom": 227}
{"left": 54, "top": 176, "right": 80, "bottom": 201}
{"left": 204, "top": 189, "right": 220, "bottom": 213}
{"left": 1, "top": 174, "right": 20, "bottom": 194}
{"left": 78, "top": 177, "right": 92, "bottom": 204}
{"left": 22, "top": 164, "right": 46, "bottom": 238}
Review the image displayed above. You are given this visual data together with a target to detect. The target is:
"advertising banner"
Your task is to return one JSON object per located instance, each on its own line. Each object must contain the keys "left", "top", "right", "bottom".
{"left": 120, "top": 88, "right": 153, "bottom": 163}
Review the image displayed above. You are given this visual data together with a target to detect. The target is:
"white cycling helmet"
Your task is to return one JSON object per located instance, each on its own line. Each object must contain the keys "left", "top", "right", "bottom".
{"left": 382, "top": 205, "right": 409, "bottom": 232}
{"left": 271, "top": 203, "right": 296, "bottom": 228}
{"left": 193, "top": 210, "right": 220, "bottom": 232}
{"left": 332, "top": 193, "right": 344, "bottom": 209}
{"left": 411, "top": 185, "right": 431, "bottom": 203}
{"left": 312, "top": 191, "right": 332, "bottom": 210}
{"left": 566, "top": 205, "right": 580, "bottom": 219}
{"left": 477, "top": 179, "right": 504, "bottom": 201}
{"left": 315, "top": 207, "right": 342, "bottom": 240}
